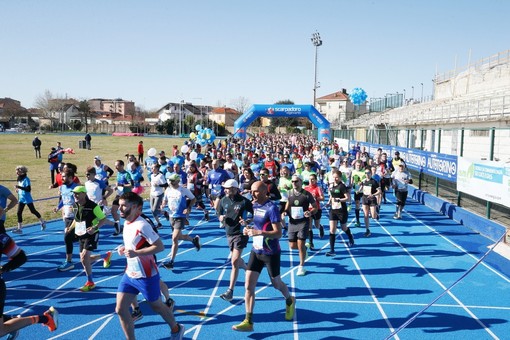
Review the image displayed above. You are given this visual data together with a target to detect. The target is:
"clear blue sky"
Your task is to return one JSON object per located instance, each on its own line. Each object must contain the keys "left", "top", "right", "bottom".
{"left": 2, "top": 0, "right": 509, "bottom": 111}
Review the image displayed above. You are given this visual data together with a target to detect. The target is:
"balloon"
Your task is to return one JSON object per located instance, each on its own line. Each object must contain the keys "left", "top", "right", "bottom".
{"left": 189, "top": 132, "right": 196, "bottom": 140}
{"left": 349, "top": 87, "right": 368, "bottom": 105}
{"left": 199, "top": 139, "right": 207, "bottom": 146}
{"left": 147, "top": 148, "right": 157, "bottom": 157}
{"left": 181, "top": 145, "right": 189, "bottom": 154}
{"left": 190, "top": 151, "right": 198, "bottom": 160}
{"left": 195, "top": 124, "right": 202, "bottom": 132}
{"left": 205, "top": 133, "right": 211, "bottom": 140}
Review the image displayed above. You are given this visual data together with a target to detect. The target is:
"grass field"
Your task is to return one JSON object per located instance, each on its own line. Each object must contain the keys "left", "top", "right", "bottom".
{"left": 0, "top": 133, "right": 188, "bottom": 229}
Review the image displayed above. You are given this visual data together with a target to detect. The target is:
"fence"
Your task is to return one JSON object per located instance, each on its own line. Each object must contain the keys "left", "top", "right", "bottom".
{"left": 334, "top": 127, "right": 510, "bottom": 227}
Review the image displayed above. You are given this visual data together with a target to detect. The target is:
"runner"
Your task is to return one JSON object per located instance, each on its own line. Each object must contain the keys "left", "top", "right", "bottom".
{"left": 115, "top": 192, "right": 184, "bottom": 339}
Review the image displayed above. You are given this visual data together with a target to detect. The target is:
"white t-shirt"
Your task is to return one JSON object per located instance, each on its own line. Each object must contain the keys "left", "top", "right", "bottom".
{"left": 150, "top": 172, "right": 167, "bottom": 197}
{"left": 85, "top": 180, "right": 103, "bottom": 204}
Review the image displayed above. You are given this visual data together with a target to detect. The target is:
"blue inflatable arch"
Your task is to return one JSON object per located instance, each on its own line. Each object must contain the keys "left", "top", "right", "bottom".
{"left": 233, "top": 104, "right": 331, "bottom": 141}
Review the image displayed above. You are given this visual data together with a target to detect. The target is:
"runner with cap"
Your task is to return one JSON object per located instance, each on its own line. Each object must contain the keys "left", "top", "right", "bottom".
{"left": 217, "top": 179, "right": 253, "bottom": 301}
{"left": 282, "top": 174, "right": 316, "bottom": 276}
{"left": 69, "top": 186, "right": 113, "bottom": 292}
{"left": 161, "top": 173, "right": 200, "bottom": 270}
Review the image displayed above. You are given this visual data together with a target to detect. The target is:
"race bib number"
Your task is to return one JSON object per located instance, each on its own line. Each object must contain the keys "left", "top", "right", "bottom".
{"left": 291, "top": 206, "right": 304, "bottom": 219}
{"left": 363, "top": 186, "right": 372, "bottom": 196}
{"left": 253, "top": 235, "right": 264, "bottom": 250}
{"left": 126, "top": 257, "right": 145, "bottom": 278}
{"left": 75, "top": 221, "right": 87, "bottom": 236}
{"left": 187, "top": 183, "right": 195, "bottom": 192}
{"left": 396, "top": 180, "right": 407, "bottom": 190}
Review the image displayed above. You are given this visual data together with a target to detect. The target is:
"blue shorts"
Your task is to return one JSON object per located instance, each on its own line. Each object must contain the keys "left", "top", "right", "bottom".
{"left": 118, "top": 273, "right": 161, "bottom": 302}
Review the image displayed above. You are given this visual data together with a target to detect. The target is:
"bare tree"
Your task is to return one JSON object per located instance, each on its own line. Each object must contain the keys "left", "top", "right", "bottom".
{"left": 230, "top": 96, "right": 251, "bottom": 114}
{"left": 34, "top": 90, "right": 66, "bottom": 118}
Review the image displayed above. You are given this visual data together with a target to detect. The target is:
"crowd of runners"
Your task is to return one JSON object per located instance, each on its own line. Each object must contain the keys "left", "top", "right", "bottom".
{"left": 0, "top": 133, "right": 413, "bottom": 339}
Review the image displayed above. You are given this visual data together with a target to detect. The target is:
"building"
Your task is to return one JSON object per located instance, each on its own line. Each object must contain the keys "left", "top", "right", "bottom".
{"left": 316, "top": 89, "right": 367, "bottom": 128}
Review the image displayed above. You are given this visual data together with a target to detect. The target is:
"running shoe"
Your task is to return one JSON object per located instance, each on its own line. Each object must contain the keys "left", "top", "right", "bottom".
{"left": 162, "top": 260, "right": 174, "bottom": 270}
{"left": 43, "top": 306, "right": 59, "bottom": 332}
{"left": 170, "top": 323, "right": 185, "bottom": 339}
{"left": 165, "top": 297, "right": 175, "bottom": 310}
{"left": 157, "top": 222, "right": 163, "bottom": 229}
{"left": 393, "top": 213, "right": 399, "bottom": 220}
{"left": 296, "top": 266, "right": 306, "bottom": 276}
{"left": 57, "top": 261, "right": 74, "bottom": 272}
{"left": 6, "top": 329, "right": 19, "bottom": 340}
{"left": 232, "top": 319, "right": 253, "bottom": 332}
{"left": 204, "top": 211, "right": 209, "bottom": 221}
{"left": 319, "top": 225, "right": 324, "bottom": 239}
{"left": 285, "top": 296, "right": 296, "bottom": 320}
{"left": 80, "top": 281, "right": 96, "bottom": 292}
{"left": 163, "top": 211, "right": 170, "bottom": 221}
{"left": 325, "top": 251, "right": 336, "bottom": 257}
{"left": 354, "top": 221, "right": 361, "bottom": 228}
{"left": 131, "top": 308, "right": 143, "bottom": 322}
{"left": 192, "top": 236, "right": 201, "bottom": 251}
{"left": 41, "top": 221, "right": 47, "bottom": 231}
{"left": 103, "top": 251, "right": 112, "bottom": 269}
{"left": 220, "top": 289, "right": 233, "bottom": 302}
{"left": 364, "top": 229, "right": 371, "bottom": 237}
{"left": 12, "top": 228, "right": 22, "bottom": 234}
{"left": 348, "top": 235, "right": 355, "bottom": 247}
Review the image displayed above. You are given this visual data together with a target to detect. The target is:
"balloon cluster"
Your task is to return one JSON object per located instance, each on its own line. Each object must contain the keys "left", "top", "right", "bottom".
{"left": 349, "top": 87, "right": 368, "bottom": 105}
{"left": 189, "top": 124, "right": 216, "bottom": 147}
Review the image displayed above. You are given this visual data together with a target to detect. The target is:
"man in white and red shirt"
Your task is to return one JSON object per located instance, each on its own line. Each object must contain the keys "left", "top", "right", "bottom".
{"left": 116, "top": 192, "right": 184, "bottom": 340}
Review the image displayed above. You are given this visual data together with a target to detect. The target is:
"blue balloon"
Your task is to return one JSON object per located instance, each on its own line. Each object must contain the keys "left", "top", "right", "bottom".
{"left": 350, "top": 87, "right": 367, "bottom": 105}
{"left": 195, "top": 124, "right": 202, "bottom": 132}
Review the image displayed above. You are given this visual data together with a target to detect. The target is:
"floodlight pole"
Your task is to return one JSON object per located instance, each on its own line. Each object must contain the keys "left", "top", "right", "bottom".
{"left": 311, "top": 32, "right": 322, "bottom": 109}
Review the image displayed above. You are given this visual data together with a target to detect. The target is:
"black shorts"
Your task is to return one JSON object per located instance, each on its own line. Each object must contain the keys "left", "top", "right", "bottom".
{"left": 362, "top": 195, "right": 378, "bottom": 206}
{"left": 395, "top": 190, "right": 408, "bottom": 206}
{"left": 227, "top": 234, "right": 249, "bottom": 251}
{"left": 79, "top": 232, "right": 99, "bottom": 252}
{"left": 247, "top": 251, "right": 281, "bottom": 278}
{"left": 170, "top": 217, "right": 186, "bottom": 230}
{"left": 329, "top": 209, "right": 348, "bottom": 224}
{"left": 354, "top": 192, "right": 363, "bottom": 202}
{"left": 0, "top": 279, "right": 5, "bottom": 316}
{"left": 312, "top": 209, "right": 322, "bottom": 221}
{"left": 288, "top": 220, "right": 310, "bottom": 242}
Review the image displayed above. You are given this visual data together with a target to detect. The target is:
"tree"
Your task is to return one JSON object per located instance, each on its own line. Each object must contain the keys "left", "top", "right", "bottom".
{"left": 34, "top": 90, "right": 65, "bottom": 118}
{"left": 78, "top": 100, "right": 91, "bottom": 133}
{"left": 230, "top": 96, "right": 251, "bottom": 114}
{"left": 271, "top": 99, "right": 301, "bottom": 128}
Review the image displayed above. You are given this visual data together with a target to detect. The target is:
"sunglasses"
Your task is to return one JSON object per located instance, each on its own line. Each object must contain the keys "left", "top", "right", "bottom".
{"left": 260, "top": 173, "right": 268, "bottom": 176}
{"left": 292, "top": 180, "right": 300, "bottom": 183}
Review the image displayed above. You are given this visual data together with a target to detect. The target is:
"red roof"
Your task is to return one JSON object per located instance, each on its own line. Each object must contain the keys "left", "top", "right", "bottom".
{"left": 317, "top": 91, "right": 349, "bottom": 101}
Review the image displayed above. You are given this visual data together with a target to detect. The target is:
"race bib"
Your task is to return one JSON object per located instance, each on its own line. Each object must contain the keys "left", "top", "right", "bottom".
{"left": 63, "top": 205, "right": 75, "bottom": 219}
{"left": 363, "top": 186, "right": 373, "bottom": 196}
{"left": 331, "top": 198, "right": 342, "bottom": 210}
{"left": 253, "top": 235, "right": 264, "bottom": 250}
{"left": 126, "top": 257, "right": 145, "bottom": 278}
{"left": 187, "top": 183, "right": 195, "bottom": 192}
{"left": 75, "top": 221, "right": 87, "bottom": 236}
{"left": 291, "top": 206, "right": 304, "bottom": 219}
{"left": 396, "top": 180, "right": 407, "bottom": 190}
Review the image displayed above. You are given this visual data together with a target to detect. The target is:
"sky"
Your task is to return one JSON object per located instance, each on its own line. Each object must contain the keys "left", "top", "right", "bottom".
{"left": 2, "top": 0, "right": 510, "bottom": 112}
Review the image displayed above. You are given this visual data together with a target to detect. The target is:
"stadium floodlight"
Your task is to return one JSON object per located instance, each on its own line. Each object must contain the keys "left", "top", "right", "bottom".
{"left": 311, "top": 32, "right": 322, "bottom": 108}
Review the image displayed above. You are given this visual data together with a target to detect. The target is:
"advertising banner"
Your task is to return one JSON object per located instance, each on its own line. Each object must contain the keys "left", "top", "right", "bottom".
{"left": 353, "top": 142, "right": 458, "bottom": 182}
{"left": 457, "top": 157, "right": 510, "bottom": 207}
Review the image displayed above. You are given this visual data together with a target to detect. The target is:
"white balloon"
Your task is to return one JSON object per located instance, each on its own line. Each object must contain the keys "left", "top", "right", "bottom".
{"left": 190, "top": 151, "right": 198, "bottom": 160}
{"left": 147, "top": 147, "right": 157, "bottom": 157}
{"left": 181, "top": 145, "right": 189, "bottom": 154}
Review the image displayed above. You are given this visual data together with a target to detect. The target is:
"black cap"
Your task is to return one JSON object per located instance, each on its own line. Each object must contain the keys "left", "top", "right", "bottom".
{"left": 395, "top": 151, "right": 400, "bottom": 155}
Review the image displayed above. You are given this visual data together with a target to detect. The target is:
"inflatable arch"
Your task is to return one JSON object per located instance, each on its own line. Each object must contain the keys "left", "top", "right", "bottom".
{"left": 233, "top": 104, "right": 331, "bottom": 141}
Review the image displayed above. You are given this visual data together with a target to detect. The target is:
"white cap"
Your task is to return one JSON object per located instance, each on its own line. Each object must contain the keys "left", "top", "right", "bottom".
{"left": 94, "top": 155, "right": 101, "bottom": 160}
{"left": 222, "top": 179, "right": 239, "bottom": 189}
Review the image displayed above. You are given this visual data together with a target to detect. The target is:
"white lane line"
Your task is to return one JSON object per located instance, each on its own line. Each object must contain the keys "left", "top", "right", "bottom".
{"left": 378, "top": 221, "right": 499, "bottom": 339}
